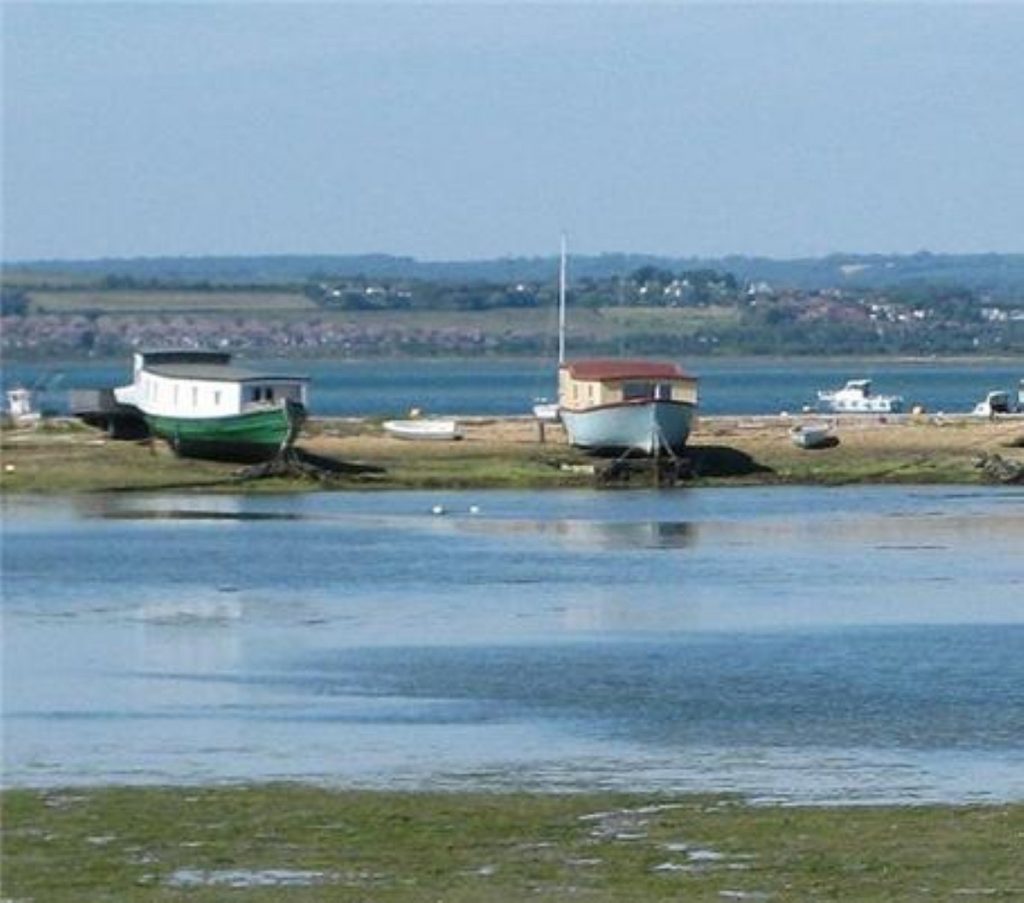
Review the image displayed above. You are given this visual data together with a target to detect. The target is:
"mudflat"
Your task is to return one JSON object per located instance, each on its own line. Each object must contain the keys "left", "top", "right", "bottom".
{"left": 1, "top": 414, "right": 1022, "bottom": 492}
{"left": 2, "top": 786, "right": 1022, "bottom": 902}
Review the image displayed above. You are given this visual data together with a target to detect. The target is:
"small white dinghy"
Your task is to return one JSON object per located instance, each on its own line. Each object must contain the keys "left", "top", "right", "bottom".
{"left": 383, "top": 419, "right": 463, "bottom": 441}
{"left": 790, "top": 422, "right": 832, "bottom": 449}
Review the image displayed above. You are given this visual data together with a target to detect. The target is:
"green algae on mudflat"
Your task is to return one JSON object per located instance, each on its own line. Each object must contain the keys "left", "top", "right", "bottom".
{"left": 2, "top": 786, "right": 1022, "bottom": 903}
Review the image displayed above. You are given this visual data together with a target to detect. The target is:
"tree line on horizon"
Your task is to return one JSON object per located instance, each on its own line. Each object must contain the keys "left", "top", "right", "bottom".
{"left": 6, "top": 251, "right": 1024, "bottom": 297}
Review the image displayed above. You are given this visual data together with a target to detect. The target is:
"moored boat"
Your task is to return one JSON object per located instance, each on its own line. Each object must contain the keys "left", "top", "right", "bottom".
{"left": 114, "top": 350, "right": 309, "bottom": 462}
{"left": 817, "top": 379, "right": 903, "bottom": 414}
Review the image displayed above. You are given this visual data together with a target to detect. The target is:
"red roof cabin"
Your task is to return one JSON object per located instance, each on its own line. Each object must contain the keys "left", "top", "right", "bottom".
{"left": 559, "top": 358, "right": 698, "bottom": 412}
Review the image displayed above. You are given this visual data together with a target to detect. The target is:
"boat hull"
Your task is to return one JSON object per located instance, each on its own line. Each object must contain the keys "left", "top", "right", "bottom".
{"left": 145, "top": 402, "right": 304, "bottom": 462}
{"left": 560, "top": 400, "right": 694, "bottom": 454}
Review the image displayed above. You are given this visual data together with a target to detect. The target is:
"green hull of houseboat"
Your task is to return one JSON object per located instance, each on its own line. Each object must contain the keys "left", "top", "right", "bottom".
{"left": 145, "top": 403, "right": 303, "bottom": 463}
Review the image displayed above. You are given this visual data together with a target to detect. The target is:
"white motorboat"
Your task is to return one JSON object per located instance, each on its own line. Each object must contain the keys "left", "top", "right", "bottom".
{"left": 383, "top": 418, "right": 463, "bottom": 441}
{"left": 817, "top": 379, "right": 904, "bottom": 414}
{"left": 971, "top": 390, "right": 1013, "bottom": 417}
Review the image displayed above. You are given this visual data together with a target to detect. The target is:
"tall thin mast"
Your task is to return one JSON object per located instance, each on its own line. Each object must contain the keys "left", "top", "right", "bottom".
{"left": 558, "top": 233, "right": 567, "bottom": 365}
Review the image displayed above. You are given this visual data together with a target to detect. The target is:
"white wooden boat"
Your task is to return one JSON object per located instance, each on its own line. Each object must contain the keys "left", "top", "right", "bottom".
{"left": 383, "top": 418, "right": 463, "bottom": 441}
{"left": 790, "top": 422, "right": 832, "bottom": 449}
{"left": 559, "top": 359, "right": 697, "bottom": 454}
{"left": 817, "top": 379, "right": 903, "bottom": 414}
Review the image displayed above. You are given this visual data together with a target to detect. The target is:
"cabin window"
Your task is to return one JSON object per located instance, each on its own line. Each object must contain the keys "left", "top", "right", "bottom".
{"left": 192, "top": 387, "right": 199, "bottom": 407}
{"left": 214, "top": 390, "right": 222, "bottom": 406}
{"left": 655, "top": 383, "right": 673, "bottom": 400}
{"left": 173, "top": 385, "right": 179, "bottom": 404}
{"left": 623, "top": 382, "right": 655, "bottom": 400}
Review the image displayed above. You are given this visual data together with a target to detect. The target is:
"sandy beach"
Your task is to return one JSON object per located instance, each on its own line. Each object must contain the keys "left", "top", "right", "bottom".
{"left": 300, "top": 412, "right": 1024, "bottom": 485}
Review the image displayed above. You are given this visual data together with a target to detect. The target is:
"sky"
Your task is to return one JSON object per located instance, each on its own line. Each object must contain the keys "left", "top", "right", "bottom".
{"left": 3, "top": 2, "right": 1023, "bottom": 262}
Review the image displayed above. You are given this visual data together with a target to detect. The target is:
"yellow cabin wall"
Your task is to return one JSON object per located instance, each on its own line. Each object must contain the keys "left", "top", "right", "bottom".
{"left": 558, "top": 371, "right": 697, "bottom": 409}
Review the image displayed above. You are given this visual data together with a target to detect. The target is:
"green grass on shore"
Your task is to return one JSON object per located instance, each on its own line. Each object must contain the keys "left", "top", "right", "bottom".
{"left": 0, "top": 422, "right": 592, "bottom": 493}
{"left": 2, "top": 786, "right": 1022, "bottom": 902}
{"left": 3, "top": 416, "right": 1018, "bottom": 494}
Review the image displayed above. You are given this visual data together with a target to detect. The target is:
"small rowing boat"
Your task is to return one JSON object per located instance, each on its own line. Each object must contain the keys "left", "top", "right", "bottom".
{"left": 790, "top": 422, "right": 832, "bottom": 449}
{"left": 382, "top": 419, "right": 463, "bottom": 441}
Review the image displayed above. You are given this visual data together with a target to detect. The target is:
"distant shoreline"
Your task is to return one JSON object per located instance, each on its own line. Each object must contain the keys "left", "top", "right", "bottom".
{"left": 3, "top": 350, "right": 1024, "bottom": 365}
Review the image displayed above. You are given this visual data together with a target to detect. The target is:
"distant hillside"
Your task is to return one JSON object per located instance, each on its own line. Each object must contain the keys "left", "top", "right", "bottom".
{"left": 6, "top": 252, "right": 1024, "bottom": 296}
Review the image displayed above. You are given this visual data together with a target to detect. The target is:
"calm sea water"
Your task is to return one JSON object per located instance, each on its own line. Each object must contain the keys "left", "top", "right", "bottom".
{"left": 4, "top": 356, "right": 1021, "bottom": 417}
{"left": 3, "top": 486, "right": 1023, "bottom": 802}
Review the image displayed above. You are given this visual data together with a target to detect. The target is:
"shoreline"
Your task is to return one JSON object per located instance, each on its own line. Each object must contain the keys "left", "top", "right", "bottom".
{"left": 2, "top": 413, "right": 1023, "bottom": 493}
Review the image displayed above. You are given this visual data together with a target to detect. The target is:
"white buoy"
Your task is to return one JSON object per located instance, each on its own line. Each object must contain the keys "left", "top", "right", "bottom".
{"left": 4, "top": 463, "right": 16, "bottom": 474}
{"left": 431, "top": 504, "right": 445, "bottom": 516}
{"left": 469, "top": 505, "right": 480, "bottom": 515}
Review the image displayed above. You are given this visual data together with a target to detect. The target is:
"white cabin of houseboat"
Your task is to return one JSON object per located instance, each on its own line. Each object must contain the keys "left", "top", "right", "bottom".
{"left": 115, "top": 350, "right": 308, "bottom": 418}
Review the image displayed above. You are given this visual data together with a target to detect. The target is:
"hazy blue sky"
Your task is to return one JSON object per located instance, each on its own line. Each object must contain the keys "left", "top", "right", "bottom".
{"left": 3, "top": 2, "right": 1022, "bottom": 261}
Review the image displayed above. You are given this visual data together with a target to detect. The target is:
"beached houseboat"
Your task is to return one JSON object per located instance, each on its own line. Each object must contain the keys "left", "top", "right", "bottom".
{"left": 558, "top": 358, "right": 698, "bottom": 454}
{"left": 114, "top": 350, "right": 309, "bottom": 462}
{"left": 542, "top": 237, "right": 698, "bottom": 455}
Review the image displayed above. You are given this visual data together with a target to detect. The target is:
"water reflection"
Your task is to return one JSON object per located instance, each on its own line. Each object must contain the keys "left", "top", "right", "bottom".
{"left": 74, "top": 494, "right": 305, "bottom": 522}
{"left": 461, "top": 518, "right": 695, "bottom": 550}
{"left": 69, "top": 496, "right": 696, "bottom": 549}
